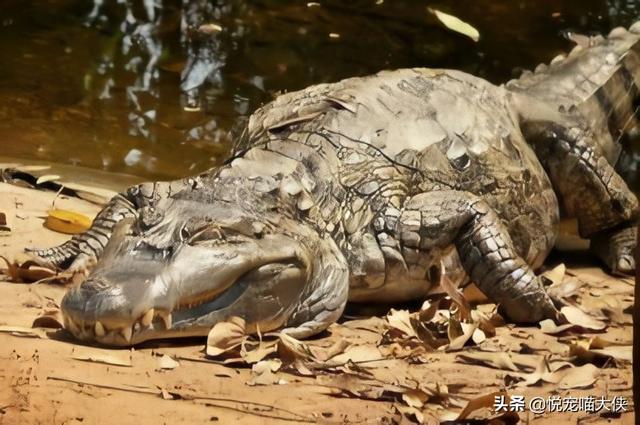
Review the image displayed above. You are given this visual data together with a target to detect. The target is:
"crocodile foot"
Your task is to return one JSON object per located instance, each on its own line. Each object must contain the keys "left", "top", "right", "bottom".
{"left": 590, "top": 225, "right": 637, "bottom": 276}
{"left": 26, "top": 241, "right": 97, "bottom": 283}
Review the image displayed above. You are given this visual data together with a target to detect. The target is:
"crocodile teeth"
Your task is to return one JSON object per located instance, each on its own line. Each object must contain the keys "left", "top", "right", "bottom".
{"left": 141, "top": 309, "right": 154, "bottom": 327}
{"left": 159, "top": 311, "right": 172, "bottom": 329}
{"left": 121, "top": 326, "right": 133, "bottom": 343}
{"left": 66, "top": 317, "right": 80, "bottom": 334}
{"left": 94, "top": 321, "right": 106, "bottom": 337}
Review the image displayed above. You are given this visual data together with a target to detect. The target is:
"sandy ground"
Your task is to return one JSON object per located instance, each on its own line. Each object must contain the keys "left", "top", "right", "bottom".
{"left": 0, "top": 179, "right": 635, "bottom": 425}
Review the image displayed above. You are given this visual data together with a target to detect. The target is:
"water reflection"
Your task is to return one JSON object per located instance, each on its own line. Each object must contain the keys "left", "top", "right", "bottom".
{"left": 0, "top": 0, "right": 638, "bottom": 180}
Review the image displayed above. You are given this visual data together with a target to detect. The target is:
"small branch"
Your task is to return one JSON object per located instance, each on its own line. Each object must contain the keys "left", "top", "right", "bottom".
{"left": 47, "top": 375, "right": 316, "bottom": 422}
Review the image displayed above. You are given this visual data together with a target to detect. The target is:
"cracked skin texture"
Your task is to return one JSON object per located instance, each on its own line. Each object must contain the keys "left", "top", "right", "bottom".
{"left": 27, "top": 25, "right": 640, "bottom": 346}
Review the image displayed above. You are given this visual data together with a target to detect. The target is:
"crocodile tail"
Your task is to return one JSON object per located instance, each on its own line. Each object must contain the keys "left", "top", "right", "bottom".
{"left": 506, "top": 22, "right": 640, "bottom": 157}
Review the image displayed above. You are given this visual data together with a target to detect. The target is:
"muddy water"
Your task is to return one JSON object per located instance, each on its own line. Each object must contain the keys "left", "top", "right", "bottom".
{"left": 0, "top": 0, "right": 638, "bottom": 180}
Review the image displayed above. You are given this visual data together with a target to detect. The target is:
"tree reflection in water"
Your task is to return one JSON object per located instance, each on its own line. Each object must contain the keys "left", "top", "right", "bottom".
{"left": 0, "top": 0, "right": 638, "bottom": 181}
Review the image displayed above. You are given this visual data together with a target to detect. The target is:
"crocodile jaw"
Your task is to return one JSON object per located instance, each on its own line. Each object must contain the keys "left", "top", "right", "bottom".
{"left": 60, "top": 233, "right": 311, "bottom": 346}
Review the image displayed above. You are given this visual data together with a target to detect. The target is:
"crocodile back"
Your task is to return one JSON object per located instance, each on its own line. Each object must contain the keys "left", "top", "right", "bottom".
{"left": 505, "top": 25, "right": 640, "bottom": 164}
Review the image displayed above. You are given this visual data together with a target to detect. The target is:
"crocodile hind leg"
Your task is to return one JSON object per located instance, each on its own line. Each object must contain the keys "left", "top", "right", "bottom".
{"left": 522, "top": 121, "right": 639, "bottom": 274}
{"left": 27, "top": 179, "right": 195, "bottom": 277}
{"left": 396, "top": 190, "right": 563, "bottom": 324}
{"left": 590, "top": 225, "right": 637, "bottom": 275}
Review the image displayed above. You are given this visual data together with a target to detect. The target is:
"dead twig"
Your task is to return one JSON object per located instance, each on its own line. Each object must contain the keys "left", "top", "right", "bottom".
{"left": 46, "top": 375, "right": 316, "bottom": 422}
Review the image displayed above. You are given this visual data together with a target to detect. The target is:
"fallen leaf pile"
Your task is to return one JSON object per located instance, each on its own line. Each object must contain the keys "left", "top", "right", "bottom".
{"left": 0, "top": 244, "right": 632, "bottom": 423}
{"left": 199, "top": 263, "right": 632, "bottom": 423}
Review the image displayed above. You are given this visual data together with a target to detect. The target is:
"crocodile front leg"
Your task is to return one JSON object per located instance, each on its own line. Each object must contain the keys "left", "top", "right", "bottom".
{"left": 27, "top": 179, "right": 194, "bottom": 276}
{"left": 397, "top": 191, "right": 562, "bottom": 324}
{"left": 27, "top": 191, "right": 137, "bottom": 274}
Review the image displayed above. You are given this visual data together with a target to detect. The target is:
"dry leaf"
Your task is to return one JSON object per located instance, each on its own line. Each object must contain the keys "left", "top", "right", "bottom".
{"left": 386, "top": 309, "right": 417, "bottom": 338}
{"left": 241, "top": 339, "right": 278, "bottom": 364}
{"left": 514, "top": 356, "right": 575, "bottom": 387}
{"left": 580, "top": 295, "right": 629, "bottom": 325}
{"left": 0, "top": 325, "right": 48, "bottom": 339}
{"left": 418, "top": 299, "right": 439, "bottom": 322}
{"left": 589, "top": 346, "right": 632, "bottom": 362}
{"left": 561, "top": 305, "right": 606, "bottom": 330}
{"left": 429, "top": 8, "right": 480, "bottom": 42}
{"left": 277, "top": 333, "right": 315, "bottom": 364}
{"left": 514, "top": 356, "right": 559, "bottom": 386}
{"left": 539, "top": 319, "right": 575, "bottom": 334}
{"left": 206, "top": 317, "right": 246, "bottom": 357}
{"left": 402, "top": 388, "right": 429, "bottom": 408}
{"left": 342, "top": 316, "right": 386, "bottom": 333}
{"left": 313, "top": 338, "right": 350, "bottom": 362}
{"left": 0, "top": 255, "right": 57, "bottom": 283}
{"left": 45, "top": 209, "right": 93, "bottom": 234}
{"left": 36, "top": 174, "right": 61, "bottom": 185}
{"left": 394, "top": 404, "right": 427, "bottom": 424}
{"left": 248, "top": 359, "right": 283, "bottom": 386}
{"left": 457, "top": 391, "right": 507, "bottom": 420}
{"left": 548, "top": 278, "right": 584, "bottom": 302}
{"left": 438, "top": 264, "right": 471, "bottom": 320}
{"left": 445, "top": 319, "right": 477, "bottom": 351}
{"left": 32, "top": 309, "right": 64, "bottom": 329}
{"left": 471, "top": 328, "right": 486, "bottom": 345}
{"left": 72, "top": 347, "right": 132, "bottom": 367}
{"left": 330, "top": 345, "right": 382, "bottom": 365}
{"left": 557, "top": 364, "right": 599, "bottom": 389}
{"left": 14, "top": 165, "right": 51, "bottom": 172}
{"left": 456, "top": 351, "right": 520, "bottom": 372}
{"left": 541, "top": 263, "right": 565, "bottom": 286}
{"left": 198, "top": 23, "right": 222, "bottom": 34}
{"left": 157, "top": 354, "right": 180, "bottom": 370}
{"left": 569, "top": 338, "right": 632, "bottom": 363}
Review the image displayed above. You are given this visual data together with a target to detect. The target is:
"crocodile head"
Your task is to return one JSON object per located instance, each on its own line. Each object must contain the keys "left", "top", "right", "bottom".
{"left": 60, "top": 196, "right": 349, "bottom": 346}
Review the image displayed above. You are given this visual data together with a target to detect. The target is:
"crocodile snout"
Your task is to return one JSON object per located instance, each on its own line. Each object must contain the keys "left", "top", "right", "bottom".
{"left": 61, "top": 276, "right": 171, "bottom": 346}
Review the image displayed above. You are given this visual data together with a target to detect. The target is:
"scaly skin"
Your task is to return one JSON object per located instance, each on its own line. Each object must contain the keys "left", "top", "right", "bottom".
{"left": 26, "top": 24, "right": 640, "bottom": 346}
{"left": 506, "top": 23, "right": 640, "bottom": 274}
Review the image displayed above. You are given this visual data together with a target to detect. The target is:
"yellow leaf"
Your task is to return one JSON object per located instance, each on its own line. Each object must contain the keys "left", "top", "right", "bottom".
{"left": 45, "top": 209, "right": 93, "bottom": 234}
{"left": 429, "top": 8, "right": 480, "bottom": 42}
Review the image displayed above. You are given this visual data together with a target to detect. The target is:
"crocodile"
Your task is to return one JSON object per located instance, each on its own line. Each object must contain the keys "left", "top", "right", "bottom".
{"left": 27, "top": 23, "right": 640, "bottom": 346}
{"left": 506, "top": 24, "right": 640, "bottom": 274}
